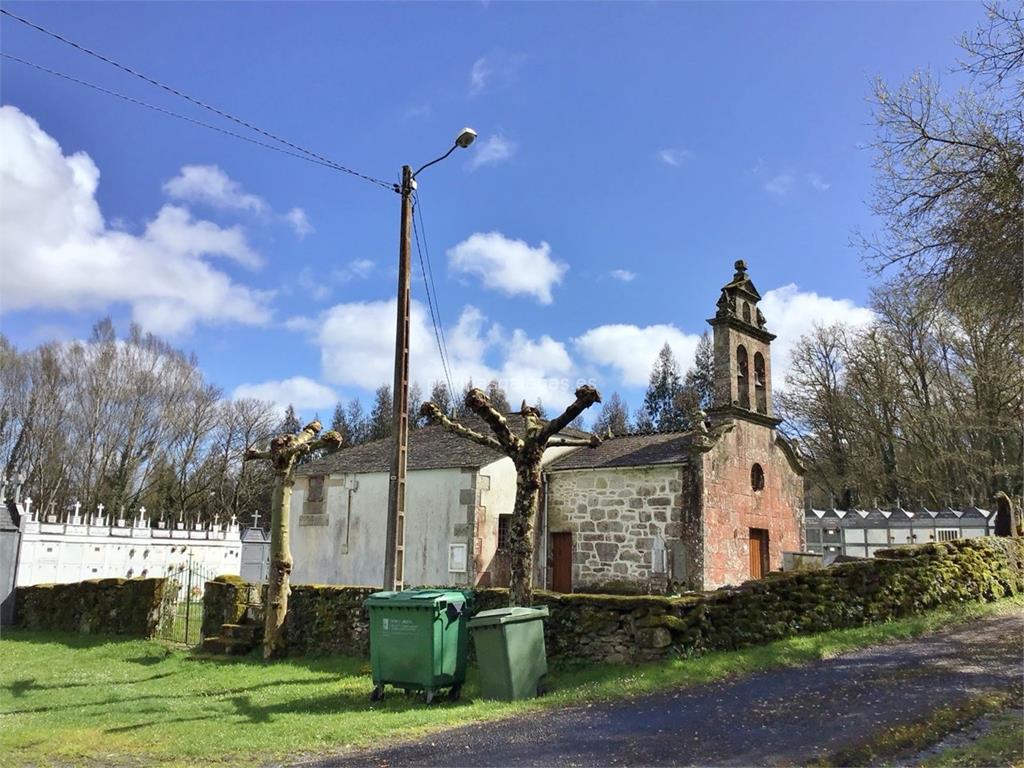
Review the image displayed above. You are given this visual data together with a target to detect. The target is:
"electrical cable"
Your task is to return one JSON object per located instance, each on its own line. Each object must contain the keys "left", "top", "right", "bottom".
{"left": 0, "top": 8, "right": 394, "bottom": 191}
{"left": 1, "top": 53, "right": 381, "bottom": 178}
{"left": 411, "top": 198, "right": 457, "bottom": 404}
{"left": 413, "top": 194, "right": 457, "bottom": 397}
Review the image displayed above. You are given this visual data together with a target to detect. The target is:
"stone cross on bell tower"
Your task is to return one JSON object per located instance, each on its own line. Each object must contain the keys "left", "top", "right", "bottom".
{"left": 707, "top": 260, "right": 780, "bottom": 426}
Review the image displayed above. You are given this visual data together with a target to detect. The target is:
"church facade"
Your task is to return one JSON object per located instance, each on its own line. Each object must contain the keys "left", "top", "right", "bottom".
{"left": 288, "top": 261, "right": 805, "bottom": 593}
{"left": 543, "top": 261, "right": 805, "bottom": 592}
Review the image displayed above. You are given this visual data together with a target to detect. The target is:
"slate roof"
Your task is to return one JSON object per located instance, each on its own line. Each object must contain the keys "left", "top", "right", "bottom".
{"left": 545, "top": 431, "right": 692, "bottom": 471}
{"left": 296, "top": 414, "right": 588, "bottom": 477}
{"left": 804, "top": 506, "right": 993, "bottom": 528}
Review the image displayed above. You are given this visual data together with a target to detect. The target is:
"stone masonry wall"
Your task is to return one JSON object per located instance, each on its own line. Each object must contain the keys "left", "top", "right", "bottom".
{"left": 200, "top": 538, "right": 1024, "bottom": 664}
{"left": 699, "top": 419, "right": 804, "bottom": 589}
{"left": 546, "top": 466, "right": 684, "bottom": 593}
{"left": 14, "top": 577, "right": 166, "bottom": 637}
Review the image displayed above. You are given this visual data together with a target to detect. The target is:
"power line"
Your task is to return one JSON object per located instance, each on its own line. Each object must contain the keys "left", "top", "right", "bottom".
{"left": 412, "top": 197, "right": 456, "bottom": 403}
{"left": 1, "top": 53, "right": 381, "bottom": 178}
{"left": 414, "top": 195, "right": 457, "bottom": 393}
{"left": 0, "top": 8, "right": 394, "bottom": 191}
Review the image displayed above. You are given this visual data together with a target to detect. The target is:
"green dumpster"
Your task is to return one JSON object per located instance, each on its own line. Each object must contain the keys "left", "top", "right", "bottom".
{"left": 468, "top": 605, "right": 549, "bottom": 701}
{"left": 364, "top": 589, "right": 468, "bottom": 704}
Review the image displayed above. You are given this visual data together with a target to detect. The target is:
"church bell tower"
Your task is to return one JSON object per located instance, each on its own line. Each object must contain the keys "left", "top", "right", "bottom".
{"left": 708, "top": 260, "right": 780, "bottom": 427}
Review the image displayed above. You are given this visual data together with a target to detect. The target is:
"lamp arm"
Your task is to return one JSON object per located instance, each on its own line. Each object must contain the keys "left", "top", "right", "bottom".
{"left": 412, "top": 143, "right": 458, "bottom": 178}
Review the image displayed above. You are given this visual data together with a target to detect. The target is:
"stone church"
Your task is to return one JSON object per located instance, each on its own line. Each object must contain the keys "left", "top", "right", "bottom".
{"left": 289, "top": 261, "right": 804, "bottom": 593}
{"left": 543, "top": 260, "right": 805, "bottom": 592}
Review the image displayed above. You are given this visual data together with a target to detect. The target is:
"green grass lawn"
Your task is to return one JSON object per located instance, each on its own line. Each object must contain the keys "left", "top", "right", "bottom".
{"left": 1, "top": 598, "right": 1020, "bottom": 768}
{"left": 920, "top": 707, "right": 1024, "bottom": 768}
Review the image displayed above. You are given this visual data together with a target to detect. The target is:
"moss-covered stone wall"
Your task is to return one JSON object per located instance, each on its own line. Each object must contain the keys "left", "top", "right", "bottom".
{"left": 202, "top": 538, "right": 1023, "bottom": 663}
{"left": 13, "top": 577, "right": 166, "bottom": 637}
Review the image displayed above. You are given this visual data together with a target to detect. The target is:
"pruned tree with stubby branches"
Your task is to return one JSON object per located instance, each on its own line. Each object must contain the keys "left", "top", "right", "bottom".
{"left": 244, "top": 419, "right": 342, "bottom": 658}
{"left": 421, "top": 385, "right": 603, "bottom": 606}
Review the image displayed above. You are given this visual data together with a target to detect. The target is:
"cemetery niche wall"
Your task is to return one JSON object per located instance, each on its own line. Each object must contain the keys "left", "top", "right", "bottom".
{"left": 12, "top": 494, "right": 243, "bottom": 587}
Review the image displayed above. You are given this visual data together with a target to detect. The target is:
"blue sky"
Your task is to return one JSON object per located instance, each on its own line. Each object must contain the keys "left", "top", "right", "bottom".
{"left": 0, "top": 1, "right": 980, "bottom": 422}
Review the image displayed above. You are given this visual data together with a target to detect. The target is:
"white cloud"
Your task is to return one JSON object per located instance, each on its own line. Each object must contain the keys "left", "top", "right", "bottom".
{"left": 763, "top": 172, "right": 795, "bottom": 198}
{"left": 657, "top": 148, "right": 693, "bottom": 167}
{"left": 297, "top": 267, "right": 331, "bottom": 302}
{"left": 469, "top": 57, "right": 491, "bottom": 96}
{"left": 286, "top": 207, "right": 313, "bottom": 238}
{"left": 163, "top": 164, "right": 267, "bottom": 213}
{"left": 806, "top": 172, "right": 831, "bottom": 191}
{"left": 609, "top": 269, "right": 636, "bottom": 282}
{"left": 760, "top": 283, "right": 874, "bottom": 384}
{"left": 294, "top": 300, "right": 581, "bottom": 411}
{"left": 332, "top": 258, "right": 375, "bottom": 283}
{"left": 447, "top": 231, "right": 567, "bottom": 304}
{"left": 468, "top": 51, "right": 524, "bottom": 97}
{"left": 144, "top": 205, "right": 261, "bottom": 269}
{"left": 468, "top": 133, "right": 517, "bottom": 171}
{"left": 574, "top": 324, "right": 700, "bottom": 388}
{"left": 231, "top": 376, "right": 337, "bottom": 414}
{"left": 0, "top": 106, "right": 272, "bottom": 337}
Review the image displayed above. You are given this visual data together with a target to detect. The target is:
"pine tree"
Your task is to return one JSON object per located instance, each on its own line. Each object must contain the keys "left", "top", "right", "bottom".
{"left": 454, "top": 379, "right": 475, "bottom": 418}
{"left": 683, "top": 331, "right": 715, "bottom": 410}
{"left": 429, "top": 380, "right": 453, "bottom": 416}
{"left": 330, "top": 401, "right": 352, "bottom": 444}
{"left": 408, "top": 382, "right": 424, "bottom": 429}
{"left": 485, "top": 379, "right": 511, "bottom": 413}
{"left": 641, "top": 343, "right": 687, "bottom": 431}
{"left": 593, "top": 392, "right": 631, "bottom": 435}
{"left": 368, "top": 385, "right": 393, "bottom": 440}
{"left": 345, "top": 398, "right": 368, "bottom": 444}
{"left": 280, "top": 404, "right": 301, "bottom": 435}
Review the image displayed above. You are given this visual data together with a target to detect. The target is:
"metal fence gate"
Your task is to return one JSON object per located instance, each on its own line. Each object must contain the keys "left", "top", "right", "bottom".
{"left": 155, "top": 557, "right": 217, "bottom": 645}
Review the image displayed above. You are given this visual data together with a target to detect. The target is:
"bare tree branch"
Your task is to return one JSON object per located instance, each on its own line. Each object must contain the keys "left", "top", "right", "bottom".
{"left": 419, "top": 401, "right": 503, "bottom": 452}
{"left": 540, "top": 385, "right": 602, "bottom": 441}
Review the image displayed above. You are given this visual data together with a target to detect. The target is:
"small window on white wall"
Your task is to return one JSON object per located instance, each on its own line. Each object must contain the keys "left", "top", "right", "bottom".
{"left": 936, "top": 528, "right": 960, "bottom": 542}
{"left": 448, "top": 543, "right": 468, "bottom": 573}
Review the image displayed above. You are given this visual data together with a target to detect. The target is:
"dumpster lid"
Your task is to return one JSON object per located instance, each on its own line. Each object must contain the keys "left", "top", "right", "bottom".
{"left": 469, "top": 605, "right": 549, "bottom": 627}
{"left": 364, "top": 589, "right": 465, "bottom": 608}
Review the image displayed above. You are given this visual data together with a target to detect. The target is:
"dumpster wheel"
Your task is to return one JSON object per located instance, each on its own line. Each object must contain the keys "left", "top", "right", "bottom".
{"left": 536, "top": 676, "right": 549, "bottom": 697}
{"left": 423, "top": 689, "right": 435, "bottom": 705}
{"left": 447, "top": 684, "right": 462, "bottom": 702}
{"left": 369, "top": 685, "right": 385, "bottom": 702}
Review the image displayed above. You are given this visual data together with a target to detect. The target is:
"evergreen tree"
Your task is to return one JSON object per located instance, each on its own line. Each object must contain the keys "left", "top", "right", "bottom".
{"left": 683, "top": 331, "right": 715, "bottom": 410}
{"left": 593, "top": 392, "right": 631, "bottom": 436}
{"left": 280, "top": 404, "right": 301, "bottom": 435}
{"left": 330, "top": 401, "right": 352, "bottom": 444}
{"left": 368, "top": 385, "right": 393, "bottom": 440}
{"left": 485, "top": 379, "right": 511, "bottom": 413}
{"left": 429, "top": 380, "right": 453, "bottom": 416}
{"left": 345, "top": 397, "right": 368, "bottom": 444}
{"left": 641, "top": 343, "right": 688, "bottom": 431}
{"left": 408, "top": 382, "right": 424, "bottom": 429}
{"left": 455, "top": 379, "right": 475, "bottom": 418}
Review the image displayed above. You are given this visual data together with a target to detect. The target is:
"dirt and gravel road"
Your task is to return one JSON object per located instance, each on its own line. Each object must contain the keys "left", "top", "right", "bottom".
{"left": 307, "top": 610, "right": 1023, "bottom": 767}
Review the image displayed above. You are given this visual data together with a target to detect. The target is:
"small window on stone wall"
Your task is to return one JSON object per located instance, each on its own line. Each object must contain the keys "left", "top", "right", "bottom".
{"left": 751, "top": 463, "right": 765, "bottom": 491}
{"left": 497, "top": 514, "right": 512, "bottom": 550}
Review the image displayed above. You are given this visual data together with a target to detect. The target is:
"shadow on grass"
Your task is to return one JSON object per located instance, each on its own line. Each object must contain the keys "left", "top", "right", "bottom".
{"left": 3, "top": 670, "right": 178, "bottom": 699}
{"left": 1, "top": 629, "right": 147, "bottom": 650}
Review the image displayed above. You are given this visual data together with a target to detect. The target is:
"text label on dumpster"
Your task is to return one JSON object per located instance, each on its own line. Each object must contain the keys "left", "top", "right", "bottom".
{"left": 381, "top": 617, "right": 419, "bottom": 635}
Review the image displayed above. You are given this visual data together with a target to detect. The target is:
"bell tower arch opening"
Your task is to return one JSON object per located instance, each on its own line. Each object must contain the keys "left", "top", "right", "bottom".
{"left": 708, "top": 260, "right": 779, "bottom": 426}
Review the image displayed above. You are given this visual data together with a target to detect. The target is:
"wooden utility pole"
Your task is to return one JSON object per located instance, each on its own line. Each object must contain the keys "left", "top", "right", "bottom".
{"left": 384, "top": 164, "right": 414, "bottom": 591}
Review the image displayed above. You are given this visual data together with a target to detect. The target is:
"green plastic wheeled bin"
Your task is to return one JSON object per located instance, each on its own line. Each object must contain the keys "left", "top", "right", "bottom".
{"left": 364, "top": 589, "right": 468, "bottom": 704}
{"left": 468, "top": 605, "right": 549, "bottom": 701}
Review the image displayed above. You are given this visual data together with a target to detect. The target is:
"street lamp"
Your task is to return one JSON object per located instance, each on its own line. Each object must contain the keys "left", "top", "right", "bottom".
{"left": 383, "top": 127, "right": 477, "bottom": 591}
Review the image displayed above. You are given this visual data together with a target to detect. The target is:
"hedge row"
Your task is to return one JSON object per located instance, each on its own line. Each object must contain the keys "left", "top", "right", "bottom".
{"left": 203, "top": 538, "right": 1023, "bottom": 663}
{"left": 13, "top": 577, "right": 166, "bottom": 637}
